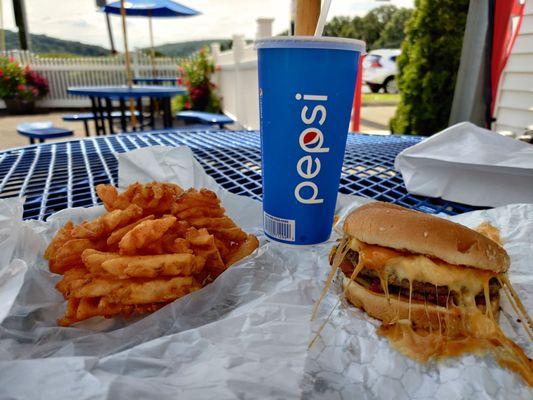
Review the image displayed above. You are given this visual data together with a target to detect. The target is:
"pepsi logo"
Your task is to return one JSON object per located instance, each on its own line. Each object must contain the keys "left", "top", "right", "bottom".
{"left": 303, "top": 130, "right": 318, "bottom": 145}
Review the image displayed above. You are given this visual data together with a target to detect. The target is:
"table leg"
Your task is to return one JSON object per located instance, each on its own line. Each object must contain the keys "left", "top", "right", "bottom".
{"left": 119, "top": 98, "right": 127, "bottom": 132}
{"left": 96, "top": 97, "right": 107, "bottom": 136}
{"left": 90, "top": 97, "right": 103, "bottom": 136}
{"left": 136, "top": 98, "right": 144, "bottom": 130}
{"left": 163, "top": 98, "right": 173, "bottom": 128}
{"left": 149, "top": 97, "right": 156, "bottom": 129}
{"left": 105, "top": 98, "right": 115, "bottom": 135}
{"left": 83, "top": 120, "right": 90, "bottom": 137}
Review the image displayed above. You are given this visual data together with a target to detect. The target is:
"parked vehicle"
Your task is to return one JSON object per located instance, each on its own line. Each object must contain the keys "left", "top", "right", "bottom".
{"left": 363, "top": 49, "right": 401, "bottom": 93}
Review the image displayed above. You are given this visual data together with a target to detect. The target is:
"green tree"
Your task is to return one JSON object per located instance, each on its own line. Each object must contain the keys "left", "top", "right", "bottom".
{"left": 374, "top": 8, "right": 414, "bottom": 48}
{"left": 390, "top": 0, "right": 469, "bottom": 135}
{"left": 323, "top": 5, "right": 411, "bottom": 51}
{"left": 323, "top": 16, "right": 356, "bottom": 38}
{"left": 361, "top": 4, "right": 398, "bottom": 45}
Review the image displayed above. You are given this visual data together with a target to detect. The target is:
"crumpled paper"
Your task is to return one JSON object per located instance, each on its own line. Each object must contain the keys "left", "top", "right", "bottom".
{"left": 0, "top": 145, "right": 531, "bottom": 399}
{"left": 395, "top": 122, "right": 533, "bottom": 207}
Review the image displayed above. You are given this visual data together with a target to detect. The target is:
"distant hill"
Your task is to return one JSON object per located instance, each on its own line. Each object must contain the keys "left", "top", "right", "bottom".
{"left": 5, "top": 29, "right": 232, "bottom": 58}
{"left": 150, "top": 39, "right": 232, "bottom": 58}
{"left": 5, "top": 30, "right": 109, "bottom": 56}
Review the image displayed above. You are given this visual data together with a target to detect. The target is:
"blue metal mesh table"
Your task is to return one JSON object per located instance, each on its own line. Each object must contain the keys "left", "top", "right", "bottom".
{"left": 0, "top": 129, "right": 479, "bottom": 221}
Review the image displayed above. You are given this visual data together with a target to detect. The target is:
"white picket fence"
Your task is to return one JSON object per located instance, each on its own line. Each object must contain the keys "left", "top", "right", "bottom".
{"left": 7, "top": 50, "right": 183, "bottom": 108}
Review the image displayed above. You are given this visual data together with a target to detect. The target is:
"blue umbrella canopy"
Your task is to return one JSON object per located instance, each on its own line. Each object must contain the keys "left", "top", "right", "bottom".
{"left": 103, "top": 0, "right": 200, "bottom": 18}
{"left": 102, "top": 0, "right": 200, "bottom": 80}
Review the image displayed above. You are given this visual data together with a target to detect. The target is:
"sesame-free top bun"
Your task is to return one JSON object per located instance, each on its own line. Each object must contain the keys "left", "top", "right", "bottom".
{"left": 343, "top": 202, "right": 509, "bottom": 273}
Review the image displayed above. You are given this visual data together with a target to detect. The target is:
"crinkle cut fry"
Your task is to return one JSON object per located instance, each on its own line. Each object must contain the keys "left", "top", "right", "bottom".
{"left": 84, "top": 250, "right": 205, "bottom": 279}
{"left": 51, "top": 182, "right": 259, "bottom": 327}
{"left": 225, "top": 234, "right": 260, "bottom": 267}
{"left": 58, "top": 297, "right": 170, "bottom": 326}
{"left": 49, "top": 238, "right": 103, "bottom": 274}
{"left": 185, "top": 227, "right": 226, "bottom": 279}
{"left": 107, "top": 215, "right": 155, "bottom": 246}
{"left": 55, "top": 267, "right": 91, "bottom": 298}
{"left": 97, "top": 182, "right": 184, "bottom": 214}
{"left": 44, "top": 221, "right": 74, "bottom": 260}
{"left": 171, "top": 188, "right": 221, "bottom": 214}
{"left": 118, "top": 215, "right": 177, "bottom": 255}
{"left": 81, "top": 249, "right": 122, "bottom": 275}
{"left": 58, "top": 297, "right": 80, "bottom": 327}
{"left": 70, "top": 276, "right": 200, "bottom": 305}
{"left": 71, "top": 204, "right": 143, "bottom": 239}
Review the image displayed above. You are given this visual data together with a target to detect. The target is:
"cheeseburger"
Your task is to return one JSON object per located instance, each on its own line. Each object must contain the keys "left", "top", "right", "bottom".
{"left": 328, "top": 202, "right": 532, "bottom": 385}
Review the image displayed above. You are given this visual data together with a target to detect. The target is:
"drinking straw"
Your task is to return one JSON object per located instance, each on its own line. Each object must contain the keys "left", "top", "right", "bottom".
{"left": 314, "top": 0, "right": 332, "bottom": 37}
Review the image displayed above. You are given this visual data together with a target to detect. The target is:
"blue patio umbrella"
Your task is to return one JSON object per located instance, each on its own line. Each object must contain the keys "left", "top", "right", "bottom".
{"left": 102, "top": 0, "right": 200, "bottom": 77}
{"left": 103, "top": 0, "right": 199, "bottom": 18}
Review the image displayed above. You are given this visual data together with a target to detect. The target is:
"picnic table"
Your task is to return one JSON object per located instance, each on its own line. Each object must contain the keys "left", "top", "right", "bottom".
{"left": 67, "top": 86, "right": 186, "bottom": 135}
{"left": 0, "top": 129, "right": 478, "bottom": 221}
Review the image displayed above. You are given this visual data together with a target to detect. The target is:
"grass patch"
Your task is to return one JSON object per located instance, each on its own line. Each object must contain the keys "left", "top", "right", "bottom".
{"left": 362, "top": 93, "right": 400, "bottom": 104}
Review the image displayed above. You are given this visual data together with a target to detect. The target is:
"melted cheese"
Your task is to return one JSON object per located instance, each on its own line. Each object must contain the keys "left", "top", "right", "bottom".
{"left": 346, "top": 240, "right": 533, "bottom": 386}
{"left": 378, "top": 308, "right": 533, "bottom": 386}
{"left": 352, "top": 240, "right": 495, "bottom": 295}
{"left": 475, "top": 222, "right": 503, "bottom": 246}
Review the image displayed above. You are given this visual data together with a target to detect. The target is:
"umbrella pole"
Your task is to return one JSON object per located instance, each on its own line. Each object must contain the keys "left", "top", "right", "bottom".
{"left": 0, "top": 0, "right": 5, "bottom": 56}
{"left": 148, "top": 13, "right": 157, "bottom": 77}
{"left": 120, "top": 0, "right": 137, "bottom": 127}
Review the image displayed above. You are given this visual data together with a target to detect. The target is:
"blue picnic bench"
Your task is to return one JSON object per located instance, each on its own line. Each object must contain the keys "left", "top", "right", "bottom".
{"left": 62, "top": 111, "right": 140, "bottom": 136}
{"left": 176, "top": 111, "right": 234, "bottom": 128}
{"left": 16, "top": 122, "right": 73, "bottom": 145}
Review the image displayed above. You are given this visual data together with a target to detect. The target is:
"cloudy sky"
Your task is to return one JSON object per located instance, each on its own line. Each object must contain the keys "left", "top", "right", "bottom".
{"left": 1, "top": 0, "right": 413, "bottom": 50}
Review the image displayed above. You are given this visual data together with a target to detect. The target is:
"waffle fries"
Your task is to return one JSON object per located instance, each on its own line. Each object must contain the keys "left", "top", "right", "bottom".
{"left": 46, "top": 182, "right": 259, "bottom": 326}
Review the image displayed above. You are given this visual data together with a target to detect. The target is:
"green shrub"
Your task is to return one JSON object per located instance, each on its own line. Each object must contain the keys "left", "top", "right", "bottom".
{"left": 173, "top": 47, "right": 221, "bottom": 113}
{"left": 390, "top": 0, "right": 469, "bottom": 136}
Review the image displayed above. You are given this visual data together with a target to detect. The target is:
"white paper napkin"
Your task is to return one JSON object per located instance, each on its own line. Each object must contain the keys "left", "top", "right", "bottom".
{"left": 395, "top": 122, "right": 533, "bottom": 207}
{"left": 118, "top": 145, "right": 220, "bottom": 192}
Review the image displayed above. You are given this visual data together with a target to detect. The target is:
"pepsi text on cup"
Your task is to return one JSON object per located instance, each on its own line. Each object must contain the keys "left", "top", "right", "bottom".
{"left": 294, "top": 92, "right": 329, "bottom": 205}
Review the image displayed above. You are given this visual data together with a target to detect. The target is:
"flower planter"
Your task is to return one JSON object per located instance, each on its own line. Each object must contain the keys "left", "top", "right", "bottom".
{"left": 4, "top": 98, "right": 36, "bottom": 115}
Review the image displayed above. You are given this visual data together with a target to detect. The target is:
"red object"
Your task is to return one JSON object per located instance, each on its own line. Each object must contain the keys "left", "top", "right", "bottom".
{"left": 350, "top": 55, "right": 364, "bottom": 132}
{"left": 491, "top": 0, "right": 525, "bottom": 114}
{"left": 370, "top": 59, "right": 382, "bottom": 68}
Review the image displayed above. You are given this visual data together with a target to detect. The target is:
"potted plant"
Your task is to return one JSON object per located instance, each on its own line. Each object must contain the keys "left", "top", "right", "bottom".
{"left": 174, "top": 47, "right": 222, "bottom": 112}
{"left": 0, "top": 57, "right": 49, "bottom": 114}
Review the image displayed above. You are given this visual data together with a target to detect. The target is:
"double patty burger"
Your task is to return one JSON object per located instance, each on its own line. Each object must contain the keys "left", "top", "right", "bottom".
{"left": 328, "top": 202, "right": 532, "bottom": 384}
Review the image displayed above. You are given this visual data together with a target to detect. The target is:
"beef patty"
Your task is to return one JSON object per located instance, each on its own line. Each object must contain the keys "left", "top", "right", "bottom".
{"left": 338, "top": 249, "right": 500, "bottom": 306}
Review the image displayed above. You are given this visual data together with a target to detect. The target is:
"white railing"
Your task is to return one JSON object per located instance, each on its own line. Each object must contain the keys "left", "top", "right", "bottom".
{"left": 7, "top": 50, "right": 183, "bottom": 108}
{"left": 212, "top": 36, "right": 259, "bottom": 130}
{"left": 211, "top": 18, "right": 274, "bottom": 130}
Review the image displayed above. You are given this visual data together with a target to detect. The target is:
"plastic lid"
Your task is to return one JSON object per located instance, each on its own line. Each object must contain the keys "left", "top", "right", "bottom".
{"left": 254, "top": 36, "right": 365, "bottom": 52}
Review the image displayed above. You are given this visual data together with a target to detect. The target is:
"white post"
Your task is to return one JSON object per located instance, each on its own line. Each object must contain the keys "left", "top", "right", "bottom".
{"left": 210, "top": 42, "right": 221, "bottom": 91}
{"left": 210, "top": 42, "right": 220, "bottom": 64}
{"left": 255, "top": 18, "right": 274, "bottom": 40}
{"left": 132, "top": 49, "right": 140, "bottom": 78}
{"left": 232, "top": 34, "right": 245, "bottom": 124}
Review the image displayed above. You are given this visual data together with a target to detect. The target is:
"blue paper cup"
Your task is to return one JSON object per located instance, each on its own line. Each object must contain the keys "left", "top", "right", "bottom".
{"left": 255, "top": 36, "right": 365, "bottom": 245}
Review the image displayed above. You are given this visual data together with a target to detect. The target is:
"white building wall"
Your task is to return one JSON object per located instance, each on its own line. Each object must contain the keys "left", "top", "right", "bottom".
{"left": 493, "top": 0, "right": 533, "bottom": 136}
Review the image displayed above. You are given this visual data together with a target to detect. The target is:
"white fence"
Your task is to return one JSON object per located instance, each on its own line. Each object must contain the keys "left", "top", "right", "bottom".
{"left": 211, "top": 18, "right": 275, "bottom": 130}
{"left": 212, "top": 36, "right": 260, "bottom": 130}
{"left": 7, "top": 50, "right": 183, "bottom": 108}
